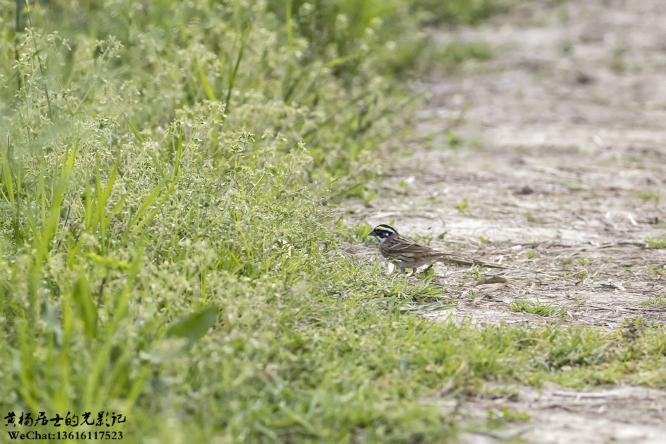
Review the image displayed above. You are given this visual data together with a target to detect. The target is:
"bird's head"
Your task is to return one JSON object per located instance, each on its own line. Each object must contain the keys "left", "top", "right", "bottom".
{"left": 369, "top": 224, "right": 398, "bottom": 243}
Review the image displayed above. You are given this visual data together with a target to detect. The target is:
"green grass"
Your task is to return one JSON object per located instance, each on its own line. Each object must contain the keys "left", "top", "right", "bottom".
{"left": 417, "top": 0, "right": 513, "bottom": 25}
{"left": 438, "top": 41, "right": 493, "bottom": 66}
{"left": 635, "top": 190, "right": 660, "bottom": 203}
{"left": 1, "top": 0, "right": 665, "bottom": 442}
{"left": 640, "top": 296, "right": 666, "bottom": 308}
{"left": 487, "top": 406, "right": 531, "bottom": 428}
{"left": 510, "top": 300, "right": 559, "bottom": 317}
{"left": 456, "top": 199, "right": 470, "bottom": 214}
{"left": 646, "top": 236, "right": 666, "bottom": 249}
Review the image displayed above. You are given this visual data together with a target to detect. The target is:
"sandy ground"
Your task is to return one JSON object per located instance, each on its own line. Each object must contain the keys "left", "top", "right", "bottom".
{"left": 347, "top": 0, "right": 666, "bottom": 442}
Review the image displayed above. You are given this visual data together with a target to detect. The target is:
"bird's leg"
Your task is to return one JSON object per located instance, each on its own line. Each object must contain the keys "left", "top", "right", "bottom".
{"left": 399, "top": 266, "right": 407, "bottom": 275}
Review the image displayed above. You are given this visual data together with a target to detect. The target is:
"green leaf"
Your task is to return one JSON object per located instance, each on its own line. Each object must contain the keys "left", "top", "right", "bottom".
{"left": 166, "top": 306, "right": 218, "bottom": 345}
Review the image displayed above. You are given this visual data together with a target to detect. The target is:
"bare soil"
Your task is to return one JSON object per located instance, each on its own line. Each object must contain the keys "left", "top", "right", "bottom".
{"left": 348, "top": 0, "right": 666, "bottom": 441}
{"left": 459, "top": 385, "right": 666, "bottom": 444}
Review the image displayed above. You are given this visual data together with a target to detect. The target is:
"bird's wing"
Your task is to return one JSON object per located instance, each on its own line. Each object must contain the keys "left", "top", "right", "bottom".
{"left": 386, "top": 237, "right": 442, "bottom": 257}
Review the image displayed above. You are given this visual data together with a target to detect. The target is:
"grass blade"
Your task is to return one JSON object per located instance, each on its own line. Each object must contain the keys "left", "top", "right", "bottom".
{"left": 71, "top": 272, "right": 98, "bottom": 338}
{"left": 196, "top": 57, "right": 216, "bottom": 101}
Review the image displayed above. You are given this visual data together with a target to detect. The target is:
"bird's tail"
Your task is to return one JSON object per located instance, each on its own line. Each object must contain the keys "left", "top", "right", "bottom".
{"left": 436, "top": 253, "right": 507, "bottom": 269}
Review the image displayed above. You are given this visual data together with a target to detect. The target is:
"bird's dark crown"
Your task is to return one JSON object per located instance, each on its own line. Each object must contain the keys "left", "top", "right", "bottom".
{"left": 370, "top": 224, "right": 398, "bottom": 239}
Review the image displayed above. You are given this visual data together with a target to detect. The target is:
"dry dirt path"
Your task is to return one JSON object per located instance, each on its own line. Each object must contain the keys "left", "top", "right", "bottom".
{"left": 348, "top": 0, "right": 666, "bottom": 442}
{"left": 352, "top": 0, "right": 666, "bottom": 328}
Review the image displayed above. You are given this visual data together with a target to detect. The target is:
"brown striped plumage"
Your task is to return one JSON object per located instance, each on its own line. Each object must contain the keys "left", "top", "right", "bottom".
{"left": 369, "top": 224, "right": 505, "bottom": 273}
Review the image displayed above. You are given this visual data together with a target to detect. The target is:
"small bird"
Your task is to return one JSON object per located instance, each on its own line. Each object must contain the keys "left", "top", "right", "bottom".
{"left": 369, "top": 224, "right": 506, "bottom": 274}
